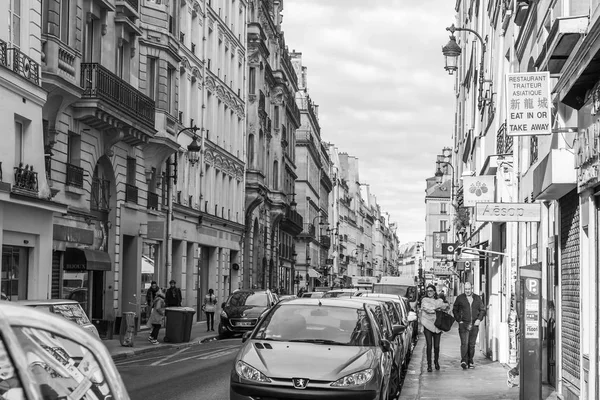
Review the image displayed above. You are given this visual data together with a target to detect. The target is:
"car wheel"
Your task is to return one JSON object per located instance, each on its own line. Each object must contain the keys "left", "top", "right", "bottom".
{"left": 388, "top": 363, "right": 400, "bottom": 400}
{"left": 218, "top": 324, "right": 231, "bottom": 339}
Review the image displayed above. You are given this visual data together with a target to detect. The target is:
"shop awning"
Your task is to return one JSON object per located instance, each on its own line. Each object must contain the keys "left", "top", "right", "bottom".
{"left": 65, "top": 248, "right": 111, "bottom": 271}
{"left": 307, "top": 268, "right": 322, "bottom": 278}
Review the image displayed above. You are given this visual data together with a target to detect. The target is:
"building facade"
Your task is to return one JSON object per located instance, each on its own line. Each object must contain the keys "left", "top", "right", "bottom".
{"left": 243, "top": 0, "right": 302, "bottom": 294}
{"left": 1, "top": 0, "right": 68, "bottom": 303}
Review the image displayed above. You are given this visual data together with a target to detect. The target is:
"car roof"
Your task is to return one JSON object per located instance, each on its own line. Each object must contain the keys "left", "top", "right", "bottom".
{"left": 345, "top": 297, "right": 393, "bottom": 307}
{"left": 279, "top": 298, "right": 365, "bottom": 309}
{"left": 232, "top": 289, "right": 269, "bottom": 294}
{"left": 13, "top": 299, "right": 81, "bottom": 306}
{"left": 360, "top": 293, "right": 402, "bottom": 299}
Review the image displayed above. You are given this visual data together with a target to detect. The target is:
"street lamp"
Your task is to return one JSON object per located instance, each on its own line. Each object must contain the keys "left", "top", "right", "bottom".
{"left": 442, "top": 24, "right": 492, "bottom": 109}
{"left": 167, "top": 126, "right": 202, "bottom": 185}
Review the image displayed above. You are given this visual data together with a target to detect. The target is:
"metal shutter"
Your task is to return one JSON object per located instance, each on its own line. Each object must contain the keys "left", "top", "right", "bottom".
{"left": 51, "top": 251, "right": 62, "bottom": 299}
{"left": 559, "top": 189, "right": 580, "bottom": 388}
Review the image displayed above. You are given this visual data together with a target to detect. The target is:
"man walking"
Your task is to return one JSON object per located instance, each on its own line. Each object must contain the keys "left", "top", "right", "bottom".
{"left": 452, "top": 282, "right": 486, "bottom": 369}
{"left": 165, "top": 280, "right": 182, "bottom": 307}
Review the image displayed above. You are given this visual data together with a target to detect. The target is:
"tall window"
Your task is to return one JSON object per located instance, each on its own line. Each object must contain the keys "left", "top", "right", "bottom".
{"left": 249, "top": 67, "right": 256, "bottom": 94}
{"left": 274, "top": 105, "right": 280, "bottom": 127}
{"left": 272, "top": 161, "right": 279, "bottom": 190}
{"left": 147, "top": 57, "right": 157, "bottom": 100}
{"left": 440, "top": 202, "right": 447, "bottom": 214}
{"left": 440, "top": 220, "right": 448, "bottom": 232}
{"left": 67, "top": 132, "right": 81, "bottom": 166}
{"left": 126, "top": 157, "right": 136, "bottom": 185}
{"left": 83, "top": 18, "right": 95, "bottom": 62}
{"left": 60, "top": 0, "right": 70, "bottom": 44}
{"left": 9, "top": 0, "right": 21, "bottom": 48}
{"left": 116, "top": 43, "right": 124, "bottom": 78}
{"left": 14, "top": 120, "right": 24, "bottom": 166}
{"left": 167, "top": 65, "right": 176, "bottom": 115}
{"left": 247, "top": 134, "right": 255, "bottom": 168}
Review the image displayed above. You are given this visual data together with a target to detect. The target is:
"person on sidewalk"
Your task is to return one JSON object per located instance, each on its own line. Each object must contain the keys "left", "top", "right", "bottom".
{"left": 452, "top": 282, "right": 486, "bottom": 370}
{"left": 148, "top": 288, "right": 166, "bottom": 344}
{"left": 145, "top": 281, "right": 159, "bottom": 319}
{"left": 165, "top": 280, "right": 182, "bottom": 307}
{"left": 420, "top": 284, "right": 450, "bottom": 372}
{"left": 203, "top": 288, "right": 217, "bottom": 332}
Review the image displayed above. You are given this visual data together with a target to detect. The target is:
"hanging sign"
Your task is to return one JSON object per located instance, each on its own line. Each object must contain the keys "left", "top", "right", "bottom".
{"left": 475, "top": 202, "right": 541, "bottom": 222}
{"left": 463, "top": 176, "right": 495, "bottom": 207}
{"left": 505, "top": 72, "right": 551, "bottom": 136}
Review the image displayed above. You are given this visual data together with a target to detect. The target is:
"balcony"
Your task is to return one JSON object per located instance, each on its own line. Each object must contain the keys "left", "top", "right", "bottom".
{"left": 91, "top": 178, "right": 110, "bottom": 212}
{"left": 514, "top": 1, "right": 530, "bottom": 26}
{"left": 0, "top": 40, "right": 40, "bottom": 86}
{"left": 116, "top": 0, "right": 139, "bottom": 16}
{"left": 76, "top": 63, "right": 156, "bottom": 144}
{"left": 281, "top": 209, "right": 303, "bottom": 236}
{"left": 536, "top": 16, "right": 587, "bottom": 74}
{"left": 300, "top": 223, "right": 316, "bottom": 237}
{"left": 12, "top": 163, "right": 39, "bottom": 196}
{"left": 66, "top": 164, "right": 84, "bottom": 188}
{"left": 125, "top": 184, "right": 138, "bottom": 204}
{"left": 147, "top": 192, "right": 159, "bottom": 210}
{"left": 496, "top": 123, "right": 513, "bottom": 155}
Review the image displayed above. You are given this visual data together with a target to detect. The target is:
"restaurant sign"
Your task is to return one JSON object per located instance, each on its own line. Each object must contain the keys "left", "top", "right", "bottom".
{"left": 505, "top": 72, "right": 551, "bottom": 136}
{"left": 475, "top": 203, "right": 541, "bottom": 222}
{"left": 574, "top": 119, "right": 600, "bottom": 192}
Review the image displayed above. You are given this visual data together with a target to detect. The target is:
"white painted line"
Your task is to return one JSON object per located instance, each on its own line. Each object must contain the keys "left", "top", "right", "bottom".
{"left": 160, "top": 346, "right": 239, "bottom": 366}
{"left": 151, "top": 347, "right": 189, "bottom": 366}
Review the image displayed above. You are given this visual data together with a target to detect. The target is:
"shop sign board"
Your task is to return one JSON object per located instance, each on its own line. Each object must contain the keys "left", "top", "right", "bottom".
{"left": 574, "top": 119, "right": 600, "bottom": 192}
{"left": 505, "top": 72, "right": 551, "bottom": 136}
{"left": 432, "top": 231, "right": 447, "bottom": 257}
{"left": 476, "top": 203, "right": 541, "bottom": 222}
{"left": 463, "top": 176, "right": 495, "bottom": 207}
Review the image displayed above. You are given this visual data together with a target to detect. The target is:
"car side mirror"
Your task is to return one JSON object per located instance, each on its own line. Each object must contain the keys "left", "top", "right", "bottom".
{"left": 392, "top": 324, "right": 406, "bottom": 338}
{"left": 380, "top": 339, "right": 392, "bottom": 353}
{"left": 242, "top": 331, "right": 252, "bottom": 343}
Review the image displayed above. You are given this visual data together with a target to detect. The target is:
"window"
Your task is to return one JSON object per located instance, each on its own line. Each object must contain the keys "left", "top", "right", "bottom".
{"left": 167, "top": 65, "right": 176, "bottom": 115}
{"left": 168, "top": 0, "right": 177, "bottom": 34}
{"left": 1, "top": 246, "right": 29, "bottom": 301}
{"left": 440, "top": 220, "right": 448, "bottom": 232}
{"left": 14, "top": 120, "right": 24, "bottom": 166}
{"left": 272, "top": 160, "right": 279, "bottom": 190}
{"left": 274, "top": 105, "right": 280, "bottom": 127}
{"left": 60, "top": 0, "right": 69, "bottom": 44}
{"left": 247, "top": 134, "right": 255, "bottom": 168}
{"left": 249, "top": 67, "right": 256, "bottom": 94}
{"left": 126, "top": 157, "right": 136, "bottom": 185}
{"left": 116, "top": 42, "right": 124, "bottom": 78}
{"left": 147, "top": 57, "right": 157, "bottom": 100}
{"left": 440, "top": 202, "right": 447, "bottom": 214}
{"left": 83, "top": 17, "right": 95, "bottom": 62}
{"left": 67, "top": 132, "right": 81, "bottom": 166}
{"left": 9, "top": 0, "right": 21, "bottom": 48}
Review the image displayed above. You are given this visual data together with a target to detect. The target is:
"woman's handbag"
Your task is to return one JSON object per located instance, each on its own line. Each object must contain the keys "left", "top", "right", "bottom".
{"left": 434, "top": 310, "right": 455, "bottom": 332}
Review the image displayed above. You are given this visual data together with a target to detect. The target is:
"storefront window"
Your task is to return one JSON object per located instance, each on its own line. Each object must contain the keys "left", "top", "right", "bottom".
{"left": 61, "top": 270, "right": 89, "bottom": 313}
{"left": 1, "top": 246, "right": 28, "bottom": 301}
{"left": 140, "top": 242, "right": 157, "bottom": 326}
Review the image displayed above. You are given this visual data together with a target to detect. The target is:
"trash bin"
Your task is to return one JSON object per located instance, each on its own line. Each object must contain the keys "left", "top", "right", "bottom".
{"left": 119, "top": 312, "right": 136, "bottom": 347}
{"left": 165, "top": 307, "right": 196, "bottom": 343}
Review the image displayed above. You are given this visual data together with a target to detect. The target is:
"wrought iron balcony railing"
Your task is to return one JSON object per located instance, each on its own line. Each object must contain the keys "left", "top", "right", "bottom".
{"left": 147, "top": 192, "right": 159, "bottom": 210}
{"left": 0, "top": 39, "right": 40, "bottom": 86}
{"left": 496, "top": 122, "right": 513, "bottom": 155}
{"left": 13, "top": 163, "right": 38, "bottom": 193}
{"left": 125, "top": 183, "right": 138, "bottom": 204}
{"left": 302, "top": 223, "right": 316, "bottom": 237}
{"left": 91, "top": 178, "right": 110, "bottom": 211}
{"left": 80, "top": 63, "right": 155, "bottom": 129}
{"left": 66, "top": 163, "right": 84, "bottom": 187}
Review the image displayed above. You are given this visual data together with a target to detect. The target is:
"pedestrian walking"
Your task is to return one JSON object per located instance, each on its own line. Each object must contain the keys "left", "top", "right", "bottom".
{"left": 203, "top": 288, "right": 217, "bottom": 332}
{"left": 420, "top": 284, "right": 450, "bottom": 372}
{"left": 452, "top": 282, "right": 486, "bottom": 369}
{"left": 146, "top": 281, "right": 159, "bottom": 312}
{"left": 165, "top": 280, "right": 182, "bottom": 307}
{"left": 148, "top": 288, "right": 166, "bottom": 344}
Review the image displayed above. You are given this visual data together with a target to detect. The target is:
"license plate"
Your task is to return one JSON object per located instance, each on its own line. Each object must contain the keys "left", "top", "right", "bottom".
{"left": 237, "top": 321, "right": 252, "bottom": 326}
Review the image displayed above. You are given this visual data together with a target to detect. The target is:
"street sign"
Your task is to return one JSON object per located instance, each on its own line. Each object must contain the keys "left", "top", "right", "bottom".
{"left": 433, "top": 231, "right": 447, "bottom": 257}
{"left": 475, "top": 202, "right": 541, "bottom": 222}
{"left": 441, "top": 243, "right": 456, "bottom": 255}
{"left": 505, "top": 72, "right": 551, "bottom": 136}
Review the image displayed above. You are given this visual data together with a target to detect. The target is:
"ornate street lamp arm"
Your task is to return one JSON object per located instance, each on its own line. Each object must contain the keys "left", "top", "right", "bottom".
{"left": 169, "top": 126, "right": 200, "bottom": 185}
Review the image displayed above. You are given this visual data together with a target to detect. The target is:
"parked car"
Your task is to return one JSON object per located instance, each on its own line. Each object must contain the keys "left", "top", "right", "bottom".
{"left": 322, "top": 288, "right": 365, "bottom": 298}
{"left": 230, "top": 298, "right": 396, "bottom": 400}
{"left": 0, "top": 301, "right": 130, "bottom": 399}
{"left": 277, "top": 295, "right": 297, "bottom": 302}
{"left": 219, "top": 289, "right": 278, "bottom": 339}
{"left": 14, "top": 299, "right": 100, "bottom": 339}
{"left": 299, "top": 291, "right": 325, "bottom": 298}
{"left": 359, "top": 292, "right": 419, "bottom": 344}
{"left": 345, "top": 297, "right": 406, "bottom": 397}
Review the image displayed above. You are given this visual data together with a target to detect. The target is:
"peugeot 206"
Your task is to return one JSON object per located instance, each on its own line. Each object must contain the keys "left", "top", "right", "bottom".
{"left": 230, "top": 298, "right": 394, "bottom": 400}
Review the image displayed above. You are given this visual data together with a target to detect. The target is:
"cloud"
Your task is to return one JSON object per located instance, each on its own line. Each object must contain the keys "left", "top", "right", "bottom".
{"left": 282, "top": 0, "right": 456, "bottom": 244}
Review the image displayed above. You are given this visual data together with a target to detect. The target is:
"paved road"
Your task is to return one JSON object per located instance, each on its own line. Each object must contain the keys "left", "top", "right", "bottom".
{"left": 116, "top": 338, "right": 242, "bottom": 400}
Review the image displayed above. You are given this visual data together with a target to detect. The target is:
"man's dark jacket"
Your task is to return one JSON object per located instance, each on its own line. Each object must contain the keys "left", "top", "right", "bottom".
{"left": 166, "top": 287, "right": 182, "bottom": 307}
{"left": 452, "top": 293, "right": 486, "bottom": 324}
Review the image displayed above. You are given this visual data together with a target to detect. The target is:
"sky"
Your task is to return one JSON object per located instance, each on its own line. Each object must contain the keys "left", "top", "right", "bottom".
{"left": 281, "top": 0, "right": 457, "bottom": 245}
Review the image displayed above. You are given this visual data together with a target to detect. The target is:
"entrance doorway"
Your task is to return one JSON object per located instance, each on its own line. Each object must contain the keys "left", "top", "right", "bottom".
{"left": 1, "top": 246, "right": 29, "bottom": 301}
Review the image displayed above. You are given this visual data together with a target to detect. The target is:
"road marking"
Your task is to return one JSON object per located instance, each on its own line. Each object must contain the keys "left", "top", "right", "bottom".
{"left": 150, "top": 347, "right": 189, "bottom": 366}
{"left": 160, "top": 345, "right": 239, "bottom": 366}
{"left": 115, "top": 344, "right": 240, "bottom": 367}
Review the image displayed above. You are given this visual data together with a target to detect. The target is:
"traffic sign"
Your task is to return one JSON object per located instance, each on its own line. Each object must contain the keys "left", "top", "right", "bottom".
{"left": 441, "top": 243, "right": 457, "bottom": 255}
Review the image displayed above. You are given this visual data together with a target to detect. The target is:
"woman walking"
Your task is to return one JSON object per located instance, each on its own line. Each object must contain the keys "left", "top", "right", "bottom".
{"left": 204, "top": 288, "right": 217, "bottom": 332}
{"left": 420, "top": 284, "right": 450, "bottom": 372}
{"left": 148, "top": 288, "right": 166, "bottom": 344}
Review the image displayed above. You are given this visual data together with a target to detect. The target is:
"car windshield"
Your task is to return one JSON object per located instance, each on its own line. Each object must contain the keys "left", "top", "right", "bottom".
{"left": 302, "top": 292, "right": 324, "bottom": 298}
{"left": 227, "top": 292, "right": 267, "bottom": 307}
{"left": 253, "top": 304, "right": 375, "bottom": 346}
{"left": 322, "top": 291, "right": 353, "bottom": 298}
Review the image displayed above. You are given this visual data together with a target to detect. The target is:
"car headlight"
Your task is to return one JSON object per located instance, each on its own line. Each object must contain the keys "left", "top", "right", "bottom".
{"left": 331, "top": 369, "right": 373, "bottom": 387}
{"left": 235, "top": 361, "right": 271, "bottom": 383}
{"left": 220, "top": 310, "right": 227, "bottom": 318}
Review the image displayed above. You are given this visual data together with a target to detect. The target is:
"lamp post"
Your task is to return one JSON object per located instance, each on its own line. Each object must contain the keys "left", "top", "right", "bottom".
{"left": 165, "top": 126, "right": 202, "bottom": 281}
{"left": 442, "top": 24, "right": 491, "bottom": 109}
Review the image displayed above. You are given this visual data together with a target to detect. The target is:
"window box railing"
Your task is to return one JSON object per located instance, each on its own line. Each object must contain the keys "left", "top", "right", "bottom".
{"left": 0, "top": 40, "right": 40, "bottom": 86}
{"left": 66, "top": 163, "right": 84, "bottom": 187}
{"left": 0, "top": 40, "right": 7, "bottom": 68}
{"left": 13, "top": 163, "right": 38, "bottom": 193}
{"left": 147, "top": 192, "right": 159, "bottom": 210}
{"left": 125, "top": 183, "right": 138, "bottom": 204}
{"left": 80, "top": 63, "right": 155, "bottom": 129}
{"left": 91, "top": 178, "right": 110, "bottom": 211}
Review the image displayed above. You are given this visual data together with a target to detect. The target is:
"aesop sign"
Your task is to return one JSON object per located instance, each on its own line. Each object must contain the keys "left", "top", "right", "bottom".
{"left": 475, "top": 203, "right": 541, "bottom": 222}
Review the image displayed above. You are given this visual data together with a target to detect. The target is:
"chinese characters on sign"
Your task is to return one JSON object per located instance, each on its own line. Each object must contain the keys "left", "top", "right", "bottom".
{"left": 505, "top": 72, "right": 551, "bottom": 136}
{"left": 432, "top": 231, "right": 447, "bottom": 257}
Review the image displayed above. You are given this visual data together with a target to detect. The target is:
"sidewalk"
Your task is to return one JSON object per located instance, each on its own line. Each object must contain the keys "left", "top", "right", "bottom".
{"left": 400, "top": 325, "right": 561, "bottom": 400}
{"left": 103, "top": 322, "right": 220, "bottom": 361}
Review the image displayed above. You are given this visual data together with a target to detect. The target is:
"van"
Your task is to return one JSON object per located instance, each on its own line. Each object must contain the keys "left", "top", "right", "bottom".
{"left": 372, "top": 276, "right": 419, "bottom": 310}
